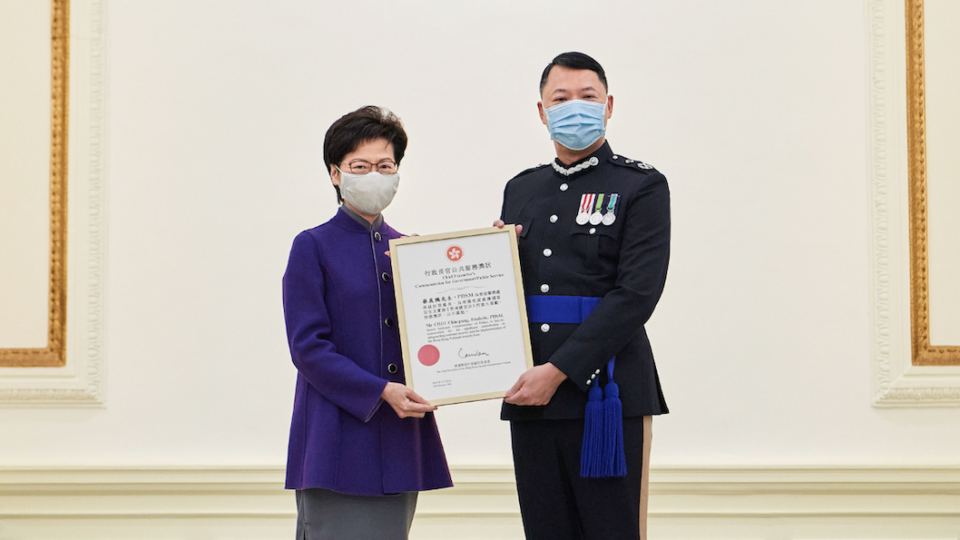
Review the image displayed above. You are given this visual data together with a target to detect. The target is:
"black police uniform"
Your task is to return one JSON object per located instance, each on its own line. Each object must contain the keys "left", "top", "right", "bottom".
{"left": 500, "top": 141, "right": 670, "bottom": 540}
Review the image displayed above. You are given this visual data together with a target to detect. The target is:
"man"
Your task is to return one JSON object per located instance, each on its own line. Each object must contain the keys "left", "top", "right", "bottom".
{"left": 495, "top": 52, "right": 670, "bottom": 540}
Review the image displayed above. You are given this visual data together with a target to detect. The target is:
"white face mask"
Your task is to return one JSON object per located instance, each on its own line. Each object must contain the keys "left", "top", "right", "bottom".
{"left": 337, "top": 168, "right": 400, "bottom": 215}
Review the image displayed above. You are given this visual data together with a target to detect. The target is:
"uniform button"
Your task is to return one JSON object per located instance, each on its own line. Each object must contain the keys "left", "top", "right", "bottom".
{"left": 374, "top": 232, "right": 382, "bottom": 242}
{"left": 540, "top": 284, "right": 550, "bottom": 293}
{"left": 595, "top": 368, "right": 601, "bottom": 374}
{"left": 381, "top": 272, "right": 391, "bottom": 283}
{"left": 613, "top": 155, "right": 619, "bottom": 160}
{"left": 387, "top": 363, "right": 398, "bottom": 374}
{"left": 586, "top": 380, "right": 592, "bottom": 385}
{"left": 589, "top": 228, "right": 597, "bottom": 235}
{"left": 385, "top": 318, "right": 394, "bottom": 327}
{"left": 540, "top": 324, "right": 550, "bottom": 333}
{"left": 550, "top": 215, "right": 558, "bottom": 223}
{"left": 543, "top": 249, "right": 552, "bottom": 257}
{"left": 590, "top": 373, "right": 596, "bottom": 379}
{"left": 560, "top": 183, "right": 568, "bottom": 191}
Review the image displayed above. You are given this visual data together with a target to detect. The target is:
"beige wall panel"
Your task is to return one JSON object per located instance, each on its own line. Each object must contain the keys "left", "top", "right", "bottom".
{"left": 0, "top": 0, "right": 105, "bottom": 400}
{"left": 0, "top": 0, "right": 957, "bottom": 510}
{"left": 924, "top": 0, "right": 960, "bottom": 347}
{"left": 0, "top": 0, "right": 51, "bottom": 348}
{"left": 870, "top": 0, "right": 960, "bottom": 400}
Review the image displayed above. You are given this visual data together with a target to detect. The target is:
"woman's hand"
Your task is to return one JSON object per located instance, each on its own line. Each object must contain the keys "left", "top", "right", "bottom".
{"left": 492, "top": 220, "right": 523, "bottom": 237}
{"left": 385, "top": 234, "right": 419, "bottom": 258}
{"left": 381, "top": 382, "right": 437, "bottom": 418}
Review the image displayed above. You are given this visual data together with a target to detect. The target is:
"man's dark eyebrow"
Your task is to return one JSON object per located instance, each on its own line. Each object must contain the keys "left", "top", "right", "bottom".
{"left": 551, "top": 85, "right": 598, "bottom": 96}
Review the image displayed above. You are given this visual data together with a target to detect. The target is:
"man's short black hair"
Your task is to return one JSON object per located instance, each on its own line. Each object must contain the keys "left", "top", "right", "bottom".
{"left": 539, "top": 52, "right": 608, "bottom": 94}
{"left": 323, "top": 106, "right": 408, "bottom": 203}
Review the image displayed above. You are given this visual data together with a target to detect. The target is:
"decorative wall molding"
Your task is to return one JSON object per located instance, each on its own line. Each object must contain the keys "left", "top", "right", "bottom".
{"left": 0, "top": 0, "right": 70, "bottom": 368}
{"left": 904, "top": 0, "right": 960, "bottom": 366}
{"left": 868, "top": 0, "right": 960, "bottom": 406}
{"left": 0, "top": 0, "right": 107, "bottom": 404}
{"left": 2, "top": 465, "right": 959, "bottom": 539}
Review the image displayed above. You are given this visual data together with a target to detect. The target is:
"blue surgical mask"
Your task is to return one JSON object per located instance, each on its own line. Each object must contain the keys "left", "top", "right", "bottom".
{"left": 544, "top": 99, "right": 607, "bottom": 151}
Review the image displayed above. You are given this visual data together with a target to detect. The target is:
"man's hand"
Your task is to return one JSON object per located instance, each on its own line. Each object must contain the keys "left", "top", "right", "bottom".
{"left": 493, "top": 220, "right": 523, "bottom": 237}
{"left": 504, "top": 363, "right": 567, "bottom": 406}
{"left": 381, "top": 382, "right": 436, "bottom": 418}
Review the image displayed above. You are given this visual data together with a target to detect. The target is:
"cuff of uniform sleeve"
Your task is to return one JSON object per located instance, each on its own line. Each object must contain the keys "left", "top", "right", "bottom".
{"left": 551, "top": 357, "right": 598, "bottom": 393}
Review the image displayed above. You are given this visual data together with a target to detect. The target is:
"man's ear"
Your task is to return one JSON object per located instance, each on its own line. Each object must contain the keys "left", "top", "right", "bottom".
{"left": 538, "top": 102, "right": 547, "bottom": 126}
{"left": 605, "top": 95, "right": 614, "bottom": 120}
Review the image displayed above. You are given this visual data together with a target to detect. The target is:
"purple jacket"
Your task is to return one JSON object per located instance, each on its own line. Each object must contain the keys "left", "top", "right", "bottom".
{"left": 282, "top": 208, "right": 452, "bottom": 495}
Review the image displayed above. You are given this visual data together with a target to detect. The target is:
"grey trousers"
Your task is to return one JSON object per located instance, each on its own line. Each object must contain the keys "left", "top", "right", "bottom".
{"left": 295, "top": 488, "right": 418, "bottom": 540}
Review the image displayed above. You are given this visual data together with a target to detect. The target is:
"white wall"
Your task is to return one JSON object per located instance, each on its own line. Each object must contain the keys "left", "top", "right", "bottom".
{"left": 3, "top": 0, "right": 960, "bottom": 499}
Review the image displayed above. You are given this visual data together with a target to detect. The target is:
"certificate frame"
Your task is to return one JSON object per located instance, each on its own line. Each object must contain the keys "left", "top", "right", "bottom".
{"left": 389, "top": 226, "right": 533, "bottom": 406}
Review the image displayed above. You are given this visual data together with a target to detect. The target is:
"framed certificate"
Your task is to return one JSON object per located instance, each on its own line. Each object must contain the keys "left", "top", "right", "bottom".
{"left": 389, "top": 227, "right": 534, "bottom": 406}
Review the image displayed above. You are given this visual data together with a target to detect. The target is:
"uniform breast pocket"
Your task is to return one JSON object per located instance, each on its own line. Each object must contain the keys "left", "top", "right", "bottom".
{"left": 568, "top": 223, "right": 620, "bottom": 275}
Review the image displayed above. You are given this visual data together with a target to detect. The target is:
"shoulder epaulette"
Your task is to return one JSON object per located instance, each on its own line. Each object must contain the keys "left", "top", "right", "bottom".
{"left": 511, "top": 163, "right": 550, "bottom": 179}
{"left": 608, "top": 154, "right": 656, "bottom": 174}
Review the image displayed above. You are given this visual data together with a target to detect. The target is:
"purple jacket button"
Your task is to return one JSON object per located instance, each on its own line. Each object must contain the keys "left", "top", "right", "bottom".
{"left": 388, "top": 363, "right": 398, "bottom": 374}
{"left": 381, "top": 272, "right": 391, "bottom": 282}
{"left": 385, "top": 318, "right": 394, "bottom": 327}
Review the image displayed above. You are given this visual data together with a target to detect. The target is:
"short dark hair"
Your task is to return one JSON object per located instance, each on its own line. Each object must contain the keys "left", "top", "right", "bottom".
{"left": 323, "top": 106, "right": 408, "bottom": 203}
{"left": 539, "top": 52, "right": 608, "bottom": 94}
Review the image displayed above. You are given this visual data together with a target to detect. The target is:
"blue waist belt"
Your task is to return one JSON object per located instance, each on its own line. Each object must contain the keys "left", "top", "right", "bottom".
{"left": 524, "top": 295, "right": 626, "bottom": 478}
{"left": 525, "top": 295, "right": 601, "bottom": 325}
{"left": 526, "top": 294, "right": 613, "bottom": 380}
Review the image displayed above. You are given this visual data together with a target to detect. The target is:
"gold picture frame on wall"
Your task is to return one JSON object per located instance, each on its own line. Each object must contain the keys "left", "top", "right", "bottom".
{"left": 905, "top": 0, "right": 960, "bottom": 366}
{"left": 0, "top": 0, "right": 69, "bottom": 368}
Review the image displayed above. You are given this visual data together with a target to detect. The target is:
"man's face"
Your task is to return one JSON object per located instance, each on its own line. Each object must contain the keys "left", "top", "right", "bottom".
{"left": 538, "top": 66, "right": 613, "bottom": 126}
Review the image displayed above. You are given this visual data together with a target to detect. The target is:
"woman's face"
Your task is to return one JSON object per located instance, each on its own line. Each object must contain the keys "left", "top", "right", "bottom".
{"left": 329, "top": 138, "right": 396, "bottom": 186}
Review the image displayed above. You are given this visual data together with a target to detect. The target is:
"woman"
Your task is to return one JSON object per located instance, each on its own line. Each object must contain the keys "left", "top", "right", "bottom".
{"left": 282, "top": 106, "right": 452, "bottom": 540}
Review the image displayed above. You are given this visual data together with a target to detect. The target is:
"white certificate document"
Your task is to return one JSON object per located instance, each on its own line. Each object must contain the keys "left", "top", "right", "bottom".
{"left": 389, "top": 227, "right": 534, "bottom": 405}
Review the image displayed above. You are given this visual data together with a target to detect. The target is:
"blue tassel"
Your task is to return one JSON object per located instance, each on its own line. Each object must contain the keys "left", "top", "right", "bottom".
{"left": 602, "top": 382, "right": 627, "bottom": 477}
{"left": 579, "top": 385, "right": 606, "bottom": 477}
{"left": 581, "top": 358, "right": 627, "bottom": 479}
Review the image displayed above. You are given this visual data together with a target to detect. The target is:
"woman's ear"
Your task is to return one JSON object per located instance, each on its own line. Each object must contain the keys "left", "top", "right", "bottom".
{"left": 330, "top": 164, "right": 340, "bottom": 186}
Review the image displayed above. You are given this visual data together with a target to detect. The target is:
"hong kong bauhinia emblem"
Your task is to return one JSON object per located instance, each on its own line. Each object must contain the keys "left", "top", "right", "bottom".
{"left": 446, "top": 245, "right": 463, "bottom": 262}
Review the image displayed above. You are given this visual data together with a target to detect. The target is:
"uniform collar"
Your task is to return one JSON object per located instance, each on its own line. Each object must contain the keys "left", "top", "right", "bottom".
{"left": 334, "top": 205, "right": 385, "bottom": 233}
{"left": 552, "top": 141, "right": 614, "bottom": 178}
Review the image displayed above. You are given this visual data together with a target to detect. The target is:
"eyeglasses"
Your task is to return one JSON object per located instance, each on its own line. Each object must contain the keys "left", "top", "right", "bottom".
{"left": 339, "top": 159, "right": 398, "bottom": 175}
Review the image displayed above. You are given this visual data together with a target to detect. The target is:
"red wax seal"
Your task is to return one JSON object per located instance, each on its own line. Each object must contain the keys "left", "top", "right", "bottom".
{"left": 418, "top": 344, "right": 440, "bottom": 366}
{"left": 446, "top": 245, "right": 463, "bottom": 262}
